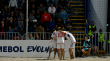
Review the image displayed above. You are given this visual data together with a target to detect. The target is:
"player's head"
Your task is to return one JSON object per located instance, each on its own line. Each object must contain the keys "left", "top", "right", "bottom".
{"left": 85, "top": 36, "right": 88, "bottom": 41}
{"left": 57, "top": 27, "right": 62, "bottom": 31}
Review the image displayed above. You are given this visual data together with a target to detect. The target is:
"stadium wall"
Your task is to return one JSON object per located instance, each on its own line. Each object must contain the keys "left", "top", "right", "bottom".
{"left": 0, "top": 40, "right": 75, "bottom": 57}
{"left": 87, "top": 0, "right": 108, "bottom": 32}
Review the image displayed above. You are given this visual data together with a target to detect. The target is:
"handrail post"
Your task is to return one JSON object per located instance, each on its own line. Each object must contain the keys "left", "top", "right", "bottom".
{"left": 84, "top": 0, "right": 88, "bottom": 35}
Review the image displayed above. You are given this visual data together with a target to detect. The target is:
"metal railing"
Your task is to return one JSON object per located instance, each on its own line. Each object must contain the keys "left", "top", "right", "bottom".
{"left": 88, "top": 32, "right": 110, "bottom": 56}
{"left": 0, "top": 32, "right": 22, "bottom": 40}
{"left": 0, "top": 32, "right": 110, "bottom": 56}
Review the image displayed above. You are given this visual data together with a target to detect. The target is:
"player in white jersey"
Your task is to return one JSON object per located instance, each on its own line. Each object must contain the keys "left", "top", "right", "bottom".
{"left": 48, "top": 31, "right": 57, "bottom": 59}
{"left": 60, "top": 31, "right": 76, "bottom": 59}
{"left": 54, "top": 30, "right": 65, "bottom": 60}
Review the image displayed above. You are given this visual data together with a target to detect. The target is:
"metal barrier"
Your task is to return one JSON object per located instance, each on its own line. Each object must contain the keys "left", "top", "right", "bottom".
{"left": 0, "top": 32, "right": 110, "bottom": 56}
{"left": 22, "top": 32, "right": 52, "bottom": 40}
{"left": 0, "top": 32, "right": 22, "bottom": 40}
{"left": 88, "top": 32, "right": 110, "bottom": 56}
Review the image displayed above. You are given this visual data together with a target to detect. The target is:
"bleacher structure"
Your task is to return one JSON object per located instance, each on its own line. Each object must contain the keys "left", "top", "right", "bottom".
{"left": 69, "top": 0, "right": 86, "bottom": 51}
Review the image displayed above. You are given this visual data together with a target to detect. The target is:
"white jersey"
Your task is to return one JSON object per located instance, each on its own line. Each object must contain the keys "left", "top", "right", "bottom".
{"left": 55, "top": 31, "right": 65, "bottom": 44}
{"left": 64, "top": 31, "right": 76, "bottom": 43}
{"left": 50, "top": 33, "right": 57, "bottom": 43}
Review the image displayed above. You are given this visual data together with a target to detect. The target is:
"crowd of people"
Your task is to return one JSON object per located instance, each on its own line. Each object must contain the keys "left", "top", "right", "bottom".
{"left": 0, "top": 0, "right": 73, "bottom": 40}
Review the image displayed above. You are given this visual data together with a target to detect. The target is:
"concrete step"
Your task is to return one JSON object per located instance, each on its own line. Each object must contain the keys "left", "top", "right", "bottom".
{"left": 73, "top": 8, "right": 84, "bottom": 10}
{"left": 70, "top": 5, "right": 84, "bottom": 6}
{"left": 75, "top": 38, "right": 85, "bottom": 40}
{"left": 72, "top": 23, "right": 85, "bottom": 25}
{"left": 72, "top": 12, "right": 84, "bottom": 13}
{"left": 72, "top": 27, "right": 85, "bottom": 28}
{"left": 70, "top": 19, "right": 85, "bottom": 20}
{"left": 69, "top": 1, "right": 84, "bottom": 3}
{"left": 69, "top": 15, "right": 85, "bottom": 17}
{"left": 71, "top": 30, "right": 85, "bottom": 32}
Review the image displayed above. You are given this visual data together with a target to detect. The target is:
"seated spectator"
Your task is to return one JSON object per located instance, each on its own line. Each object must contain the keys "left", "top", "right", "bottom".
{"left": 30, "top": 0, "right": 36, "bottom": 7}
{"left": 56, "top": 4, "right": 62, "bottom": 14}
{"left": 98, "top": 29, "right": 105, "bottom": 50}
{"left": 35, "top": 25, "right": 44, "bottom": 40}
{"left": 66, "top": 18, "right": 72, "bottom": 32}
{"left": 56, "top": 18, "right": 64, "bottom": 30}
{"left": 38, "top": 3, "right": 45, "bottom": 14}
{"left": 0, "top": 21, "right": 7, "bottom": 40}
{"left": 28, "top": 33, "right": 35, "bottom": 40}
{"left": 35, "top": 10, "right": 42, "bottom": 23}
{"left": 0, "top": 5, "right": 4, "bottom": 19}
{"left": 17, "top": 11, "right": 24, "bottom": 21}
{"left": 35, "top": 35, "right": 40, "bottom": 40}
{"left": 9, "top": 0, "right": 18, "bottom": 13}
{"left": 0, "top": 5, "right": 5, "bottom": 19}
{"left": 29, "top": 4, "right": 37, "bottom": 15}
{"left": 9, "top": 11, "right": 16, "bottom": 20}
{"left": 17, "top": 19, "right": 23, "bottom": 31}
{"left": 15, "top": 18, "right": 23, "bottom": 31}
{"left": 4, "top": 5, "right": 10, "bottom": 16}
{"left": 48, "top": 4, "right": 56, "bottom": 20}
{"left": 59, "top": 0, "right": 67, "bottom": 7}
{"left": 5, "top": 16, "right": 10, "bottom": 23}
{"left": 81, "top": 37, "right": 91, "bottom": 56}
{"left": 29, "top": 12, "right": 35, "bottom": 22}
{"left": 2, "top": 0, "right": 9, "bottom": 6}
{"left": 47, "top": 0, "right": 55, "bottom": 7}
{"left": 30, "top": 19, "right": 39, "bottom": 32}
{"left": 37, "top": 0, "right": 47, "bottom": 8}
{"left": 58, "top": 7, "right": 68, "bottom": 27}
{"left": 47, "top": 18, "right": 56, "bottom": 32}
{"left": 17, "top": 0, "right": 25, "bottom": 9}
{"left": 8, "top": 17, "right": 15, "bottom": 29}
{"left": 65, "top": 3, "right": 72, "bottom": 18}
{"left": 41, "top": 10, "right": 51, "bottom": 30}
{"left": 7, "top": 26, "right": 14, "bottom": 40}
{"left": 55, "top": 4, "right": 62, "bottom": 22}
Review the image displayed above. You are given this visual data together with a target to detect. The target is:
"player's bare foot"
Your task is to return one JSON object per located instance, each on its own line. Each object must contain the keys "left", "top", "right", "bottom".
{"left": 47, "top": 56, "right": 50, "bottom": 59}
{"left": 71, "top": 55, "right": 74, "bottom": 59}
{"left": 53, "top": 57, "right": 56, "bottom": 59}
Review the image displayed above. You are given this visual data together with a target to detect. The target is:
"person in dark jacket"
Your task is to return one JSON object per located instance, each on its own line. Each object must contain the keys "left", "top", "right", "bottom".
{"left": 35, "top": 10, "right": 42, "bottom": 23}
{"left": 47, "top": 18, "right": 56, "bottom": 32}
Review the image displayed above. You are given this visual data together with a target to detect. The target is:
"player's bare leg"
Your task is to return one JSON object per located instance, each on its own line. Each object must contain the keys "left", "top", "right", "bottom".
{"left": 87, "top": 48, "right": 91, "bottom": 56}
{"left": 54, "top": 48, "right": 57, "bottom": 59}
{"left": 69, "top": 48, "right": 74, "bottom": 59}
{"left": 57, "top": 49, "right": 61, "bottom": 59}
{"left": 60, "top": 49, "right": 65, "bottom": 60}
{"left": 62, "top": 49, "right": 65, "bottom": 60}
{"left": 47, "top": 48, "right": 52, "bottom": 59}
{"left": 60, "top": 49, "right": 62, "bottom": 59}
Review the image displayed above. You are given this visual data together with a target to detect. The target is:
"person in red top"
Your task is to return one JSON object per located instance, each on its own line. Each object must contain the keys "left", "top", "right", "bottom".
{"left": 41, "top": 10, "right": 51, "bottom": 30}
{"left": 0, "top": 20, "right": 7, "bottom": 40}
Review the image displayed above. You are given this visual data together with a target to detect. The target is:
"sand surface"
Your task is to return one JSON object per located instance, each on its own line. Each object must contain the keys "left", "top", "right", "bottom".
{"left": 0, "top": 56, "right": 110, "bottom": 61}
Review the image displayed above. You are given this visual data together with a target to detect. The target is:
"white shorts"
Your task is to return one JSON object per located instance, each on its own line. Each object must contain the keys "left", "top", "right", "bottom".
{"left": 49, "top": 41, "right": 57, "bottom": 48}
{"left": 57, "top": 44, "right": 64, "bottom": 49}
{"left": 70, "top": 43, "right": 75, "bottom": 49}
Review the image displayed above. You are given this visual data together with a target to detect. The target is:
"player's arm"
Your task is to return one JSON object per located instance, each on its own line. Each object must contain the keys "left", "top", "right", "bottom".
{"left": 53, "top": 30, "right": 56, "bottom": 34}
{"left": 53, "top": 38, "right": 57, "bottom": 41}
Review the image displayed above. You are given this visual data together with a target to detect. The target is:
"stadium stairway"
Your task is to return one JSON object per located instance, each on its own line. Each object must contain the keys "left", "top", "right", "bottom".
{"left": 69, "top": 0, "right": 86, "bottom": 51}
